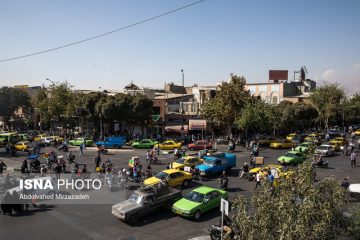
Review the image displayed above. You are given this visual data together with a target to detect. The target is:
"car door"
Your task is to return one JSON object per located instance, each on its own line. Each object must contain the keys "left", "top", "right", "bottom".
{"left": 213, "top": 160, "right": 222, "bottom": 173}
{"left": 166, "top": 173, "right": 178, "bottom": 187}
{"left": 142, "top": 195, "right": 156, "bottom": 216}
{"left": 209, "top": 191, "right": 221, "bottom": 210}
{"left": 174, "top": 172, "right": 185, "bottom": 186}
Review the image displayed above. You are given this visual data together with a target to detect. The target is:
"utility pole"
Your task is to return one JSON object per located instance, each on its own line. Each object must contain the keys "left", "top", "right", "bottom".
{"left": 181, "top": 69, "right": 184, "bottom": 137}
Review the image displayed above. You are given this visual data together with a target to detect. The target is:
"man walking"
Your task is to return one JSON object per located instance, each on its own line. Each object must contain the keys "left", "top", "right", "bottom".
{"left": 0, "top": 160, "right": 7, "bottom": 176}
{"left": 255, "top": 171, "right": 262, "bottom": 189}
{"left": 79, "top": 143, "right": 84, "bottom": 156}
{"left": 350, "top": 150, "right": 357, "bottom": 167}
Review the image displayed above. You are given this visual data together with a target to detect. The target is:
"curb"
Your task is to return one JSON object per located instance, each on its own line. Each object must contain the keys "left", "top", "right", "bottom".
{"left": 188, "top": 236, "right": 211, "bottom": 240}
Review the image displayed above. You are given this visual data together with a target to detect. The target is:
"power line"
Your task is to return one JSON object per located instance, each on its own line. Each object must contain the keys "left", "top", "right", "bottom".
{"left": 0, "top": 0, "right": 206, "bottom": 63}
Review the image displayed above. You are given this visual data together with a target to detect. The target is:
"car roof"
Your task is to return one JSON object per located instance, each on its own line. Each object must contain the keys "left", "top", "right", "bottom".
{"left": 287, "top": 151, "right": 301, "bottom": 154}
{"left": 192, "top": 186, "right": 218, "bottom": 194}
{"left": 162, "top": 169, "right": 181, "bottom": 174}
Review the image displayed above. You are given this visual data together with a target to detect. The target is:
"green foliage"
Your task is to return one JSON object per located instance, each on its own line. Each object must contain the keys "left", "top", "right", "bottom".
{"left": 310, "top": 83, "right": 345, "bottom": 130}
{"left": 346, "top": 205, "right": 360, "bottom": 238}
{"left": 201, "top": 74, "right": 251, "bottom": 132}
{"left": 232, "top": 161, "right": 347, "bottom": 240}
{"left": 236, "top": 99, "right": 280, "bottom": 134}
{"left": 0, "top": 87, "right": 30, "bottom": 125}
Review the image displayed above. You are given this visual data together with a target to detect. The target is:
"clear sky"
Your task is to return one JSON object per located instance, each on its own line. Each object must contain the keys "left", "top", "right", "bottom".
{"left": 0, "top": 0, "right": 359, "bottom": 93}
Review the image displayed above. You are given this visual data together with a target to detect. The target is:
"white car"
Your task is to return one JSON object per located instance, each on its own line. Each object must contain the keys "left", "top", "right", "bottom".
{"left": 315, "top": 144, "right": 335, "bottom": 157}
{"left": 41, "top": 137, "right": 55, "bottom": 146}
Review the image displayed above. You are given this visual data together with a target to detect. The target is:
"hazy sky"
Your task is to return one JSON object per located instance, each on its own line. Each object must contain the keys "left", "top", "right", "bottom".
{"left": 0, "top": 0, "right": 359, "bottom": 93}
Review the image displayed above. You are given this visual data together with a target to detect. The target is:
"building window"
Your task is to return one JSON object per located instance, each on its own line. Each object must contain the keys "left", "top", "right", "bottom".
{"left": 272, "top": 96, "right": 278, "bottom": 104}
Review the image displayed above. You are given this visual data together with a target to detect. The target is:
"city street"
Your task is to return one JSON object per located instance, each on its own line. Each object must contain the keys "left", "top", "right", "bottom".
{"left": 0, "top": 142, "right": 359, "bottom": 240}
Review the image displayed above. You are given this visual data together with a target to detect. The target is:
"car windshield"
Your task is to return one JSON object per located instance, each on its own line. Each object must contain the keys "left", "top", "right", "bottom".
{"left": 284, "top": 153, "right": 295, "bottom": 158}
{"left": 184, "top": 191, "right": 205, "bottom": 203}
{"left": 129, "top": 193, "right": 143, "bottom": 204}
{"left": 203, "top": 160, "right": 214, "bottom": 166}
{"left": 176, "top": 158, "right": 185, "bottom": 164}
{"left": 300, "top": 143, "right": 308, "bottom": 147}
{"left": 319, "top": 146, "right": 329, "bottom": 150}
{"left": 155, "top": 172, "right": 169, "bottom": 180}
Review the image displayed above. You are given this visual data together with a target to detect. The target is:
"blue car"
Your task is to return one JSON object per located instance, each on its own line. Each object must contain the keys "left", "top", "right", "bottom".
{"left": 195, "top": 153, "right": 236, "bottom": 177}
{"left": 95, "top": 136, "right": 126, "bottom": 149}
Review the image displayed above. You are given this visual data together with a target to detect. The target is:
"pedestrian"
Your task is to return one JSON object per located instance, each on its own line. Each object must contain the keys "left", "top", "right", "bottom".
{"left": 239, "top": 162, "right": 249, "bottom": 179}
{"left": 0, "top": 160, "right": 7, "bottom": 176}
{"left": 255, "top": 172, "right": 262, "bottom": 189}
{"left": 83, "top": 139, "right": 87, "bottom": 150}
{"left": 350, "top": 151, "right": 357, "bottom": 167}
{"left": 146, "top": 150, "right": 151, "bottom": 163}
{"left": 79, "top": 143, "right": 84, "bottom": 156}
{"left": 341, "top": 177, "right": 350, "bottom": 189}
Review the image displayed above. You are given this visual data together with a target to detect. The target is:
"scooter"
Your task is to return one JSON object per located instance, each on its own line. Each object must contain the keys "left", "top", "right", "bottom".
{"left": 208, "top": 223, "right": 238, "bottom": 240}
{"left": 218, "top": 177, "right": 229, "bottom": 190}
{"left": 312, "top": 160, "right": 329, "bottom": 168}
{"left": 57, "top": 143, "right": 69, "bottom": 152}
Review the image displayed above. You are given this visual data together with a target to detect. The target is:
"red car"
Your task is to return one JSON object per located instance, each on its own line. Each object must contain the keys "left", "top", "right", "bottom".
{"left": 187, "top": 140, "right": 212, "bottom": 150}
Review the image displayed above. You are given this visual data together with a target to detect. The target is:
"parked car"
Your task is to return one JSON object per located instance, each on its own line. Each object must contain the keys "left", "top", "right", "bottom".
{"left": 195, "top": 153, "right": 236, "bottom": 177}
{"left": 171, "top": 156, "right": 203, "bottom": 170}
{"left": 355, "top": 129, "right": 360, "bottom": 136}
{"left": 172, "top": 186, "right": 228, "bottom": 220}
{"left": 143, "top": 169, "right": 193, "bottom": 188}
{"left": 270, "top": 139, "right": 293, "bottom": 149}
{"left": 19, "top": 134, "right": 30, "bottom": 141}
{"left": 69, "top": 137, "right": 94, "bottom": 146}
{"left": 49, "top": 135, "right": 65, "bottom": 143}
{"left": 155, "top": 140, "right": 182, "bottom": 150}
{"left": 95, "top": 136, "right": 126, "bottom": 149}
{"left": 187, "top": 140, "right": 212, "bottom": 151}
{"left": 277, "top": 151, "right": 306, "bottom": 165}
{"left": 131, "top": 139, "right": 158, "bottom": 149}
{"left": 315, "top": 144, "right": 335, "bottom": 157}
{"left": 112, "top": 185, "right": 182, "bottom": 224}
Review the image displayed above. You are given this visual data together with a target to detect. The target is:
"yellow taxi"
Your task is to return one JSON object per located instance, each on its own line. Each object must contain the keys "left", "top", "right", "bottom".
{"left": 34, "top": 134, "right": 47, "bottom": 142}
{"left": 14, "top": 141, "right": 31, "bottom": 151}
{"left": 257, "top": 137, "right": 278, "bottom": 146}
{"left": 143, "top": 169, "right": 192, "bottom": 188}
{"left": 154, "top": 140, "right": 182, "bottom": 150}
{"left": 171, "top": 156, "right": 203, "bottom": 170}
{"left": 329, "top": 142, "right": 341, "bottom": 151}
{"left": 270, "top": 139, "right": 293, "bottom": 149}
{"left": 329, "top": 137, "right": 347, "bottom": 146}
{"left": 248, "top": 164, "right": 292, "bottom": 181}
{"left": 286, "top": 133, "right": 297, "bottom": 141}
{"left": 49, "top": 135, "right": 64, "bottom": 143}
{"left": 355, "top": 129, "right": 360, "bottom": 136}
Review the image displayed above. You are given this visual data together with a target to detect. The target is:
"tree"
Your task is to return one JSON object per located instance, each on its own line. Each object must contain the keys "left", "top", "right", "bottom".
{"left": 310, "top": 83, "right": 345, "bottom": 130}
{"left": 201, "top": 74, "right": 252, "bottom": 134}
{"left": 236, "top": 99, "right": 280, "bottom": 135}
{"left": 32, "top": 81, "right": 77, "bottom": 131}
{"left": 291, "top": 102, "right": 318, "bottom": 130}
{"left": 0, "top": 87, "right": 30, "bottom": 129}
{"left": 231, "top": 161, "right": 347, "bottom": 240}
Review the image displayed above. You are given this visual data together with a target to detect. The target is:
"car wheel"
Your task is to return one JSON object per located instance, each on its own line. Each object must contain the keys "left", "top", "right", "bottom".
{"left": 149, "top": 145, "right": 154, "bottom": 149}
{"left": 127, "top": 214, "right": 139, "bottom": 225}
{"left": 166, "top": 201, "right": 173, "bottom": 210}
{"left": 114, "top": 144, "right": 119, "bottom": 149}
{"left": 182, "top": 180, "right": 189, "bottom": 188}
{"left": 194, "top": 210, "right": 201, "bottom": 220}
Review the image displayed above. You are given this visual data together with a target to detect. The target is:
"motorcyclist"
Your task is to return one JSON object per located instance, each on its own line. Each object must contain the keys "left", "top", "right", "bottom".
{"left": 218, "top": 171, "right": 229, "bottom": 190}
{"left": 145, "top": 164, "right": 153, "bottom": 178}
{"left": 21, "top": 159, "right": 28, "bottom": 174}
{"left": 30, "top": 158, "right": 41, "bottom": 171}
{"left": 67, "top": 151, "right": 75, "bottom": 163}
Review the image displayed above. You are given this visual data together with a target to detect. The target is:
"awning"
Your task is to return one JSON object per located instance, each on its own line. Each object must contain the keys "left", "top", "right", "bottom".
{"left": 165, "top": 125, "right": 189, "bottom": 134}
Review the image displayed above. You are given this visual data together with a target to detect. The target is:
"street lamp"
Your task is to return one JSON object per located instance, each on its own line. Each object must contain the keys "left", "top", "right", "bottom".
{"left": 181, "top": 69, "right": 184, "bottom": 136}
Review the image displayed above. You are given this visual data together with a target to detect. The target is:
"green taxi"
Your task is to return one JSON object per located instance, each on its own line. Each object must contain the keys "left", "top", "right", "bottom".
{"left": 172, "top": 186, "right": 227, "bottom": 220}
{"left": 277, "top": 151, "right": 306, "bottom": 165}
{"left": 69, "top": 137, "right": 94, "bottom": 146}
{"left": 131, "top": 139, "right": 158, "bottom": 149}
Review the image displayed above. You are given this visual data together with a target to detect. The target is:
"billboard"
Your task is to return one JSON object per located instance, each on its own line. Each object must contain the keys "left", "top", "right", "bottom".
{"left": 269, "top": 70, "right": 288, "bottom": 81}
{"left": 189, "top": 119, "right": 207, "bottom": 131}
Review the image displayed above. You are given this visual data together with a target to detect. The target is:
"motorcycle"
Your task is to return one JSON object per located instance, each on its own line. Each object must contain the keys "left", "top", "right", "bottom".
{"left": 67, "top": 152, "right": 75, "bottom": 164}
{"left": 218, "top": 177, "right": 229, "bottom": 190}
{"left": 150, "top": 156, "right": 161, "bottom": 165}
{"left": 208, "top": 224, "right": 238, "bottom": 240}
{"left": 312, "top": 160, "right": 329, "bottom": 168}
{"left": 57, "top": 143, "right": 69, "bottom": 152}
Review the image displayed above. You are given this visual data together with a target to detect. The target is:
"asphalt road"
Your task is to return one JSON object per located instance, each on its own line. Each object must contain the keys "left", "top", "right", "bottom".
{"left": 0, "top": 141, "right": 359, "bottom": 240}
